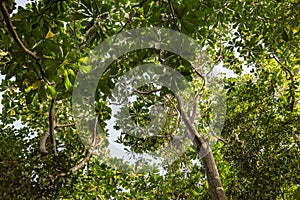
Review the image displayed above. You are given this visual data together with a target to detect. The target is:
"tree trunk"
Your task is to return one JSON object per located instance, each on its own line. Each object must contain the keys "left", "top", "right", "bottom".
{"left": 202, "top": 148, "right": 227, "bottom": 200}
{"left": 176, "top": 94, "right": 227, "bottom": 199}
{"left": 192, "top": 136, "right": 227, "bottom": 200}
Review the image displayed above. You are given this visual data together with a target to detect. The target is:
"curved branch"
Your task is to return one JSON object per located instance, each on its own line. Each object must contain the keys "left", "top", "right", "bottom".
{"left": 70, "top": 151, "right": 92, "bottom": 173}
{"left": 214, "top": 135, "right": 229, "bottom": 144}
{"left": 56, "top": 151, "right": 92, "bottom": 177}
{"left": 272, "top": 54, "right": 295, "bottom": 111}
{"left": 272, "top": 54, "right": 293, "bottom": 80}
{"left": 0, "top": 0, "right": 53, "bottom": 84}
{"left": 40, "top": 119, "right": 81, "bottom": 153}
{"left": 40, "top": 124, "right": 75, "bottom": 153}
{"left": 0, "top": 1, "right": 38, "bottom": 59}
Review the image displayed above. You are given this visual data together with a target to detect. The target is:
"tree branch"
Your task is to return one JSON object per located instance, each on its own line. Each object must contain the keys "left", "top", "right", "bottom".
{"left": 42, "top": 116, "right": 92, "bottom": 176}
{"left": 40, "top": 129, "right": 50, "bottom": 153}
{"left": 175, "top": 93, "right": 205, "bottom": 149}
{"left": 190, "top": 65, "right": 206, "bottom": 123}
{"left": 49, "top": 93, "right": 58, "bottom": 156}
{"left": 0, "top": 0, "right": 53, "bottom": 84}
{"left": 167, "top": 0, "right": 180, "bottom": 32}
{"left": 58, "top": 114, "right": 97, "bottom": 175}
{"left": 172, "top": 111, "right": 180, "bottom": 136}
{"left": 69, "top": 151, "right": 92, "bottom": 173}
{"left": 40, "top": 121, "right": 80, "bottom": 153}
{"left": 56, "top": 150, "right": 92, "bottom": 177}
{"left": 55, "top": 122, "right": 76, "bottom": 128}
{"left": 117, "top": 0, "right": 147, "bottom": 34}
{"left": 91, "top": 114, "right": 99, "bottom": 147}
{"left": 117, "top": 9, "right": 136, "bottom": 34}
{"left": 272, "top": 54, "right": 293, "bottom": 80}
{"left": 0, "top": 1, "right": 37, "bottom": 59}
{"left": 133, "top": 88, "right": 161, "bottom": 95}
{"left": 215, "top": 135, "right": 229, "bottom": 144}
{"left": 271, "top": 54, "right": 295, "bottom": 111}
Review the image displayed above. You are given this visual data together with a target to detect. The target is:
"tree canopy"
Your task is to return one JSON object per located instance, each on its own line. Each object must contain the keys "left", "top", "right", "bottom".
{"left": 0, "top": 0, "right": 299, "bottom": 199}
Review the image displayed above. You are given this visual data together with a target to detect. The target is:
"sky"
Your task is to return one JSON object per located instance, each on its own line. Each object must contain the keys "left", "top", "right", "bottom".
{"left": 15, "top": 0, "right": 28, "bottom": 8}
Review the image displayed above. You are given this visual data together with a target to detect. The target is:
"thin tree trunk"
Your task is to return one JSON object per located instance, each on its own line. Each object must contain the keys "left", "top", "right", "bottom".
{"left": 176, "top": 94, "right": 227, "bottom": 199}
{"left": 202, "top": 148, "right": 227, "bottom": 200}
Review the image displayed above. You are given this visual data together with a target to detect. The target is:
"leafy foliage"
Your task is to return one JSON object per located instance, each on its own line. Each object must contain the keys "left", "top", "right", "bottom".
{"left": 0, "top": 0, "right": 299, "bottom": 199}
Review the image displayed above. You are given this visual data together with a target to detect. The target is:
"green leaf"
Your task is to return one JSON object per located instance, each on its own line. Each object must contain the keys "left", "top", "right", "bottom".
{"left": 11, "top": 9, "right": 32, "bottom": 21}
{"left": 25, "top": 86, "right": 32, "bottom": 93}
{"left": 47, "top": 85, "right": 56, "bottom": 97}
{"left": 56, "top": 82, "right": 65, "bottom": 92}
{"left": 32, "top": 80, "right": 41, "bottom": 90}
{"left": 62, "top": 67, "right": 73, "bottom": 91}
{"left": 80, "top": 65, "right": 92, "bottom": 74}
{"left": 282, "top": 30, "right": 289, "bottom": 42}
{"left": 70, "top": 13, "right": 89, "bottom": 20}
{"left": 38, "top": 82, "right": 47, "bottom": 102}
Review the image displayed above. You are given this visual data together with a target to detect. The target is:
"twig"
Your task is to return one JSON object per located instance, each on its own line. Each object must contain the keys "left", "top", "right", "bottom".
{"left": 133, "top": 88, "right": 161, "bottom": 95}
{"left": 272, "top": 54, "right": 293, "bottom": 80}
{"left": 61, "top": 115, "right": 95, "bottom": 174}
{"left": 219, "top": 34, "right": 223, "bottom": 61}
{"left": 55, "top": 123, "right": 76, "bottom": 128}
{"left": 176, "top": 192, "right": 183, "bottom": 200}
{"left": 165, "top": 93, "right": 178, "bottom": 112}
{"left": 92, "top": 114, "right": 99, "bottom": 147}
{"left": 0, "top": 0, "right": 56, "bottom": 85}
{"left": 215, "top": 135, "right": 229, "bottom": 144}
{"left": 117, "top": 0, "right": 147, "bottom": 33}
{"left": 117, "top": 9, "right": 136, "bottom": 34}
{"left": 191, "top": 88, "right": 205, "bottom": 122}
{"left": 167, "top": 0, "right": 180, "bottom": 32}
{"left": 172, "top": 111, "right": 180, "bottom": 136}
{"left": 66, "top": 23, "right": 78, "bottom": 40}
{"left": 213, "top": 29, "right": 223, "bottom": 62}
{"left": 164, "top": 94, "right": 184, "bottom": 136}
